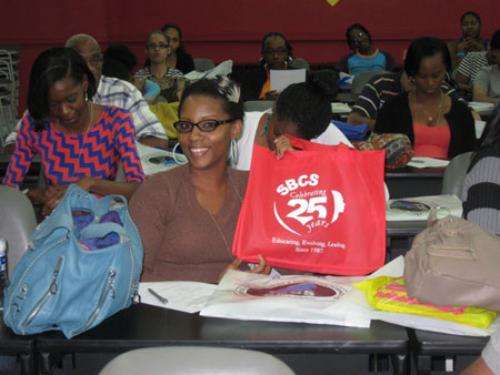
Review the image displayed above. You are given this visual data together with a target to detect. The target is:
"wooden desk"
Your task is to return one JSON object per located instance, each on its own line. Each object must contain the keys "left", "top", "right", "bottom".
{"left": 413, "top": 329, "right": 488, "bottom": 375}
{"left": 36, "top": 304, "right": 409, "bottom": 375}
{"left": 0, "top": 319, "right": 36, "bottom": 375}
{"left": 386, "top": 167, "right": 445, "bottom": 199}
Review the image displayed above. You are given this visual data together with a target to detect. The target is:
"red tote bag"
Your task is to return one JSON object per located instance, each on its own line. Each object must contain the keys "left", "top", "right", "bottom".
{"left": 233, "top": 138, "right": 386, "bottom": 275}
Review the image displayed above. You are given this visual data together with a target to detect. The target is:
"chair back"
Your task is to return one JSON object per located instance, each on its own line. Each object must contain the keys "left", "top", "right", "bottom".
{"left": 193, "top": 58, "right": 215, "bottom": 72}
{"left": 244, "top": 100, "right": 273, "bottom": 112}
{"left": 0, "top": 185, "right": 37, "bottom": 278}
{"left": 99, "top": 346, "right": 295, "bottom": 375}
{"left": 442, "top": 151, "right": 474, "bottom": 196}
{"left": 350, "top": 71, "right": 385, "bottom": 99}
{"left": 289, "top": 57, "right": 310, "bottom": 71}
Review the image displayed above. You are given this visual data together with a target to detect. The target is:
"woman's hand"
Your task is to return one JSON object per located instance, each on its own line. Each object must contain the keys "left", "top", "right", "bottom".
{"left": 41, "top": 185, "right": 68, "bottom": 216}
{"left": 27, "top": 188, "right": 49, "bottom": 205}
{"left": 458, "top": 38, "right": 483, "bottom": 53}
{"left": 230, "top": 255, "right": 271, "bottom": 274}
{"left": 264, "top": 90, "right": 279, "bottom": 100}
{"left": 76, "top": 176, "right": 95, "bottom": 192}
{"left": 248, "top": 255, "right": 272, "bottom": 274}
{"left": 37, "top": 177, "right": 94, "bottom": 216}
{"left": 218, "top": 255, "right": 272, "bottom": 282}
{"left": 463, "top": 38, "right": 483, "bottom": 52}
{"left": 274, "top": 135, "right": 294, "bottom": 159}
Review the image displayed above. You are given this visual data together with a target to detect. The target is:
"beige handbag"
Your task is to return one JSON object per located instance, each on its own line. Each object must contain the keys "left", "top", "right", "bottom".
{"left": 404, "top": 215, "right": 500, "bottom": 311}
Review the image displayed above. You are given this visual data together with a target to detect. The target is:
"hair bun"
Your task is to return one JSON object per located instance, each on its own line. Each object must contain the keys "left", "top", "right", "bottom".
{"left": 215, "top": 76, "right": 241, "bottom": 104}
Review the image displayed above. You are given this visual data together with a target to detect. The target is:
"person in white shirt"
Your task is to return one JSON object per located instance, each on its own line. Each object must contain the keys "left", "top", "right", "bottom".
{"left": 4, "top": 33, "right": 168, "bottom": 153}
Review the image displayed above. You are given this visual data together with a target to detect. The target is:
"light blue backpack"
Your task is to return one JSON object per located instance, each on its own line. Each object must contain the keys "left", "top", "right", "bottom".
{"left": 3, "top": 185, "right": 143, "bottom": 338}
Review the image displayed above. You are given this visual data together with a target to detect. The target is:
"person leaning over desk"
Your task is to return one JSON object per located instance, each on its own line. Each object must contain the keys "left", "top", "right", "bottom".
{"left": 129, "top": 77, "right": 269, "bottom": 284}
{"left": 1, "top": 48, "right": 144, "bottom": 216}
{"left": 473, "top": 29, "right": 500, "bottom": 106}
{"left": 375, "top": 36, "right": 476, "bottom": 159}
{"left": 3, "top": 33, "right": 168, "bottom": 153}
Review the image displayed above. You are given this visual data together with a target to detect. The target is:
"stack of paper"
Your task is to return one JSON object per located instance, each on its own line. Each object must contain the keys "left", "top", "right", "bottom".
{"left": 331, "top": 102, "right": 352, "bottom": 114}
{"left": 468, "top": 101, "right": 494, "bottom": 114}
{"left": 270, "top": 69, "right": 306, "bottom": 92}
{"left": 386, "top": 194, "right": 463, "bottom": 221}
{"left": 407, "top": 157, "right": 450, "bottom": 168}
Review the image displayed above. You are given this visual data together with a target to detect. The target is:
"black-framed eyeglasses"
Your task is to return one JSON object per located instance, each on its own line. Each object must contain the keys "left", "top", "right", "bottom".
{"left": 147, "top": 43, "right": 169, "bottom": 50}
{"left": 174, "top": 118, "right": 237, "bottom": 133}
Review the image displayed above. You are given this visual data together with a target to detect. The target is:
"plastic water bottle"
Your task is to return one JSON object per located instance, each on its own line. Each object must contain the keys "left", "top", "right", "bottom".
{"left": 0, "top": 239, "right": 8, "bottom": 311}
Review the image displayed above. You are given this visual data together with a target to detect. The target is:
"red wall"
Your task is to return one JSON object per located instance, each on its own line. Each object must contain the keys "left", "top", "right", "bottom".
{"left": 1, "top": 0, "right": 498, "bottom": 114}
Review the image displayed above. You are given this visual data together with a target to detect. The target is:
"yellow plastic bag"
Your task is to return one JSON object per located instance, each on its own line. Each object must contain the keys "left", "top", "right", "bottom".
{"left": 355, "top": 276, "right": 498, "bottom": 329}
{"left": 149, "top": 102, "right": 179, "bottom": 140}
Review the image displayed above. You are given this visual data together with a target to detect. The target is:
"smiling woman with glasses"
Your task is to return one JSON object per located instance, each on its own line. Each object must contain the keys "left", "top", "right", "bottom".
{"left": 135, "top": 30, "right": 185, "bottom": 102}
{"left": 130, "top": 77, "right": 268, "bottom": 283}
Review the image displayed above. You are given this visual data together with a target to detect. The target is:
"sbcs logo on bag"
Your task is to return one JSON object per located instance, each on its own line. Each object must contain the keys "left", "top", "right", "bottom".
{"left": 274, "top": 173, "right": 345, "bottom": 236}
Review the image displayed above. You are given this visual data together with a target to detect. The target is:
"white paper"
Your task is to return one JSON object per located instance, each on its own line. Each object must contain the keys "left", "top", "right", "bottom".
{"left": 331, "top": 102, "right": 352, "bottom": 114}
{"left": 475, "top": 120, "right": 486, "bottom": 139}
{"left": 200, "top": 258, "right": 405, "bottom": 327}
{"left": 407, "top": 157, "right": 450, "bottom": 169}
{"left": 136, "top": 143, "right": 185, "bottom": 176}
{"left": 371, "top": 311, "right": 498, "bottom": 337}
{"left": 270, "top": 69, "right": 306, "bottom": 92}
{"left": 199, "top": 260, "right": 403, "bottom": 328}
{"left": 139, "top": 281, "right": 217, "bottom": 313}
{"left": 468, "top": 101, "right": 494, "bottom": 114}
{"left": 386, "top": 194, "right": 463, "bottom": 222}
{"left": 200, "top": 270, "right": 371, "bottom": 327}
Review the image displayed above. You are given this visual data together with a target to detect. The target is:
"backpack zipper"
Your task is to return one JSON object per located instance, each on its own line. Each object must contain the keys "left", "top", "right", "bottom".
{"left": 21, "top": 256, "right": 63, "bottom": 328}
{"left": 70, "top": 270, "right": 116, "bottom": 336}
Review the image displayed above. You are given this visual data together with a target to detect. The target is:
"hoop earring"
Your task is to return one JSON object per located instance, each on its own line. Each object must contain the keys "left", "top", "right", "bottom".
{"left": 229, "top": 139, "right": 239, "bottom": 165}
{"left": 172, "top": 142, "right": 188, "bottom": 165}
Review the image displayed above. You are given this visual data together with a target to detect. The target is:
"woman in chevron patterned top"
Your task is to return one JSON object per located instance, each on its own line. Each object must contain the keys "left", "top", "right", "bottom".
{"left": 2, "top": 48, "right": 144, "bottom": 216}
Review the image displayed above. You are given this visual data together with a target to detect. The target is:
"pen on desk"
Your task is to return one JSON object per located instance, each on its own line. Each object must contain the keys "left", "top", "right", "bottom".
{"left": 148, "top": 288, "right": 168, "bottom": 304}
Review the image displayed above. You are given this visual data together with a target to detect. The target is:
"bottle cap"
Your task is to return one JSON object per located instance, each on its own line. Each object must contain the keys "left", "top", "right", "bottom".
{"left": 0, "top": 239, "right": 6, "bottom": 253}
